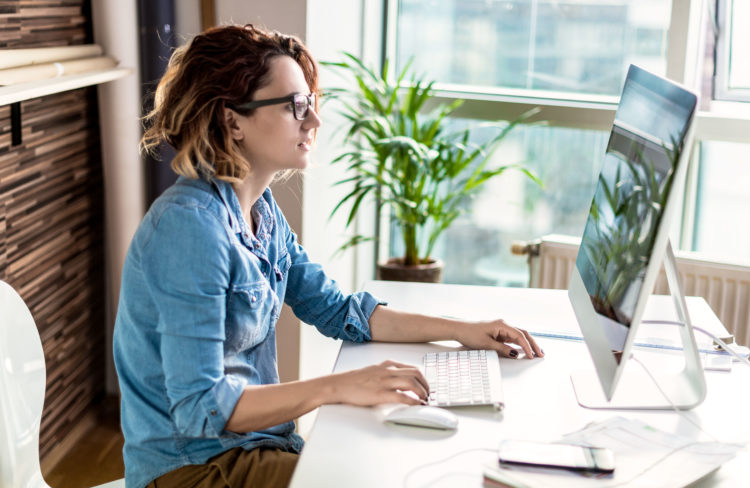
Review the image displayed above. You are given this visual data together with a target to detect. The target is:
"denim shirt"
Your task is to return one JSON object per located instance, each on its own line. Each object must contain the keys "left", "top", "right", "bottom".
{"left": 113, "top": 176, "right": 382, "bottom": 488}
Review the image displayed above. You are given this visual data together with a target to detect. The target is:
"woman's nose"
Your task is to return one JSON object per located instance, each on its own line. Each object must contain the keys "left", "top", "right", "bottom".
{"left": 303, "top": 105, "right": 322, "bottom": 129}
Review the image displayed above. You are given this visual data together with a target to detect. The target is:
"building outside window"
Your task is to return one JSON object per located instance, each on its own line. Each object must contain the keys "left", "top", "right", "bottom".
{"left": 397, "top": 0, "right": 669, "bottom": 96}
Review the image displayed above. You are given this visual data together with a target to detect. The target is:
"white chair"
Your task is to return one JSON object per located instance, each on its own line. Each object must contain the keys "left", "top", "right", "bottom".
{"left": 0, "top": 280, "right": 124, "bottom": 488}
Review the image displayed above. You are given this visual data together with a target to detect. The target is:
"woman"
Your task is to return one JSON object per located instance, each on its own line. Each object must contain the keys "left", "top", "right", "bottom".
{"left": 113, "top": 24, "right": 542, "bottom": 488}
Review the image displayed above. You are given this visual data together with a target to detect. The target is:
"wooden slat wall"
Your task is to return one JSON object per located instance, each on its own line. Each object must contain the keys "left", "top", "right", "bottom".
{"left": 0, "top": 1, "right": 105, "bottom": 461}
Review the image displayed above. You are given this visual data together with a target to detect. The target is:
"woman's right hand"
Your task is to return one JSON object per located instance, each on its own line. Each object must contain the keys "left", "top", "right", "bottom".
{"left": 224, "top": 359, "right": 428, "bottom": 433}
{"left": 325, "top": 360, "right": 429, "bottom": 406}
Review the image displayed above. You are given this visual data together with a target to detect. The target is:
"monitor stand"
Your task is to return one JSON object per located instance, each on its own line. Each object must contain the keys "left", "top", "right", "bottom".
{"left": 571, "top": 241, "right": 707, "bottom": 410}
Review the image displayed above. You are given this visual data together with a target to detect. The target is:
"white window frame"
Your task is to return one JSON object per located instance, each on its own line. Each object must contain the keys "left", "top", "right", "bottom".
{"left": 715, "top": 0, "right": 750, "bottom": 102}
{"left": 380, "top": 0, "right": 750, "bottom": 256}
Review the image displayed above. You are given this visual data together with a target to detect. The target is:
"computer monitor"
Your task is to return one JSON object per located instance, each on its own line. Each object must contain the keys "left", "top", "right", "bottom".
{"left": 567, "top": 65, "right": 705, "bottom": 410}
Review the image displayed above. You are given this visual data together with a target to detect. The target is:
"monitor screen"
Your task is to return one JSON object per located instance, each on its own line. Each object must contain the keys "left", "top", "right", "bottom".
{"left": 573, "top": 65, "right": 697, "bottom": 367}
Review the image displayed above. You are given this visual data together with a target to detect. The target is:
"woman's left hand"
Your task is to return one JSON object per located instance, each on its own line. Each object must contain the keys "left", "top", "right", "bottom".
{"left": 455, "top": 319, "right": 544, "bottom": 359}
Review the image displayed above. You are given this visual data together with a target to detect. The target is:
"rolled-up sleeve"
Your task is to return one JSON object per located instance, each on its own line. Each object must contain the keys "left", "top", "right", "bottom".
{"left": 279, "top": 216, "right": 385, "bottom": 342}
{"left": 159, "top": 335, "right": 246, "bottom": 437}
{"left": 140, "top": 204, "right": 243, "bottom": 437}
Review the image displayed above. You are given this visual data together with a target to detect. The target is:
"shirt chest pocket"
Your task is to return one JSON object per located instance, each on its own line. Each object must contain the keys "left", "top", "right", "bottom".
{"left": 276, "top": 251, "right": 291, "bottom": 281}
{"left": 225, "top": 283, "right": 279, "bottom": 353}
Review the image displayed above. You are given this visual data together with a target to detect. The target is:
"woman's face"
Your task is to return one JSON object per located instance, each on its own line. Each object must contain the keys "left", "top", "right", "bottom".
{"left": 234, "top": 55, "right": 321, "bottom": 178}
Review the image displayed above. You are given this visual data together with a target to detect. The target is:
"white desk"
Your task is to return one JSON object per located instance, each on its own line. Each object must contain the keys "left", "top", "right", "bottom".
{"left": 289, "top": 282, "right": 750, "bottom": 487}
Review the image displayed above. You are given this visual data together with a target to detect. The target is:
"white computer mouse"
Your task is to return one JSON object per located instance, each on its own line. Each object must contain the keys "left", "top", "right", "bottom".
{"left": 384, "top": 405, "right": 458, "bottom": 430}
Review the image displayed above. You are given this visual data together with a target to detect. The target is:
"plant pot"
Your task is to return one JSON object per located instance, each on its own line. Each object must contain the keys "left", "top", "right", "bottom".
{"left": 376, "top": 257, "right": 444, "bottom": 283}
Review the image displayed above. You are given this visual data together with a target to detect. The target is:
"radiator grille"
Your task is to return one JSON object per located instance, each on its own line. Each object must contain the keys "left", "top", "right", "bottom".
{"left": 519, "top": 234, "right": 750, "bottom": 347}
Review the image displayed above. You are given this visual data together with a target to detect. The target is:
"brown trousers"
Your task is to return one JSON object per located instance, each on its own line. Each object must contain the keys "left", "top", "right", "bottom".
{"left": 146, "top": 448, "right": 299, "bottom": 488}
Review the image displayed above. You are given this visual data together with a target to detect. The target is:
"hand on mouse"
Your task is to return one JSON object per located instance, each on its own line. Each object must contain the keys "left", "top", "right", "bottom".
{"left": 324, "top": 360, "right": 429, "bottom": 407}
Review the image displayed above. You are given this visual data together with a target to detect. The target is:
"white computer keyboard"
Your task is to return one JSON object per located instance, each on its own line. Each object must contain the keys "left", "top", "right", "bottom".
{"left": 423, "top": 349, "right": 505, "bottom": 410}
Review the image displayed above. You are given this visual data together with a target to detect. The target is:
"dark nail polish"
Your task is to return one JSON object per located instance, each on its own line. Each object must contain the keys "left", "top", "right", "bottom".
{"left": 509, "top": 349, "right": 519, "bottom": 358}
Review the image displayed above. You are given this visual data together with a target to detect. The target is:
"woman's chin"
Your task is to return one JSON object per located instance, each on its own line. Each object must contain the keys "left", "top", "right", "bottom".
{"left": 294, "top": 155, "right": 311, "bottom": 170}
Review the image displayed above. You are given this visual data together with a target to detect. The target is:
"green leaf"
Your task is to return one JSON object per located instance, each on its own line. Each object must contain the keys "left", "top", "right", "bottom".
{"left": 331, "top": 234, "right": 377, "bottom": 258}
{"left": 322, "top": 51, "right": 541, "bottom": 261}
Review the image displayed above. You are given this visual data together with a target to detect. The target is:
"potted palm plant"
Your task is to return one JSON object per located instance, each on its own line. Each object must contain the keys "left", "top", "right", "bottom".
{"left": 324, "top": 54, "right": 541, "bottom": 282}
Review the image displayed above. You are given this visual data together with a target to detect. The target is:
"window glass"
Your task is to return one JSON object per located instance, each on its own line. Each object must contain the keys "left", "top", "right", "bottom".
{"left": 727, "top": 0, "right": 750, "bottom": 90}
{"left": 691, "top": 141, "right": 750, "bottom": 262}
{"left": 389, "top": 121, "right": 609, "bottom": 286}
{"left": 396, "top": 0, "right": 671, "bottom": 96}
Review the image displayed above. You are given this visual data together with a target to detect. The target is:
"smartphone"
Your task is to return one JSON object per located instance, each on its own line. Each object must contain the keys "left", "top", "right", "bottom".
{"left": 498, "top": 440, "right": 615, "bottom": 473}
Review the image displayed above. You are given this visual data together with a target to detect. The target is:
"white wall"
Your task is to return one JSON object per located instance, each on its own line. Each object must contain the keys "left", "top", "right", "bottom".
{"left": 297, "top": 0, "right": 384, "bottom": 435}
{"left": 175, "top": 1, "right": 202, "bottom": 42}
{"left": 91, "top": 0, "right": 145, "bottom": 394}
{"left": 216, "top": 0, "right": 308, "bottom": 38}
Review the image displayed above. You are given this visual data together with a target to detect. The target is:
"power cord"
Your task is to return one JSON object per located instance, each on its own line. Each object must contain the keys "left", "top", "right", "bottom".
{"left": 630, "top": 355, "right": 718, "bottom": 442}
{"left": 401, "top": 446, "right": 496, "bottom": 488}
{"left": 632, "top": 319, "right": 750, "bottom": 444}
{"left": 620, "top": 321, "right": 750, "bottom": 486}
{"left": 640, "top": 319, "right": 750, "bottom": 369}
{"left": 692, "top": 325, "right": 750, "bottom": 368}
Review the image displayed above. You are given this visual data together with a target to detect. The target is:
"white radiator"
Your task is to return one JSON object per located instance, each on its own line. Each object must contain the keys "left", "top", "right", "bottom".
{"left": 512, "top": 234, "right": 750, "bottom": 347}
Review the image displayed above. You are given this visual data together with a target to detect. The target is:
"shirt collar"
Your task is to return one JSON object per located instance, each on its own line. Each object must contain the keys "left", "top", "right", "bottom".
{"left": 251, "top": 193, "right": 275, "bottom": 246}
{"left": 210, "top": 178, "right": 275, "bottom": 249}
{"left": 210, "top": 178, "right": 242, "bottom": 234}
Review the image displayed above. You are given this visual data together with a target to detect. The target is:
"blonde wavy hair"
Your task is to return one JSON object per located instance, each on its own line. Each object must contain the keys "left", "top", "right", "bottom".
{"left": 140, "top": 24, "right": 319, "bottom": 182}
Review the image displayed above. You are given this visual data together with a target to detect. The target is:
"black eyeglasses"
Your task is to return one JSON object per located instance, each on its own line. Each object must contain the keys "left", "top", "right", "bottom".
{"left": 234, "top": 93, "right": 317, "bottom": 120}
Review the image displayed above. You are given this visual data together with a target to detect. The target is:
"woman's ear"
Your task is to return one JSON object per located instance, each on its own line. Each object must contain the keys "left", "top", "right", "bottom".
{"left": 224, "top": 107, "right": 244, "bottom": 141}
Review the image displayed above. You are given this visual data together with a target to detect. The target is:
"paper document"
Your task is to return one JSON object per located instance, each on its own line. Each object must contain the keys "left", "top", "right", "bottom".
{"left": 484, "top": 416, "right": 744, "bottom": 488}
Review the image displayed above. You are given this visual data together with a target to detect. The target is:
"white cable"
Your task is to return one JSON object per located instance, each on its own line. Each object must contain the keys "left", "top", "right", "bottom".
{"left": 640, "top": 319, "right": 750, "bottom": 369}
{"left": 412, "top": 470, "right": 480, "bottom": 488}
{"left": 612, "top": 355, "right": 747, "bottom": 488}
{"left": 630, "top": 355, "right": 719, "bottom": 442}
{"left": 692, "top": 325, "right": 750, "bottom": 369}
{"left": 401, "top": 447, "right": 495, "bottom": 488}
{"left": 640, "top": 319, "right": 685, "bottom": 326}
{"left": 632, "top": 320, "right": 750, "bottom": 442}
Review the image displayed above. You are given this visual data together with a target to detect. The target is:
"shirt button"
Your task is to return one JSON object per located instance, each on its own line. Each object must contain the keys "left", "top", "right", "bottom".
{"left": 251, "top": 295, "right": 257, "bottom": 303}
{"left": 210, "top": 409, "right": 217, "bottom": 416}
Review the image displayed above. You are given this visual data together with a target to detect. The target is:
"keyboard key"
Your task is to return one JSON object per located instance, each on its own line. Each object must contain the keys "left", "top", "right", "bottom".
{"left": 423, "top": 350, "right": 501, "bottom": 407}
